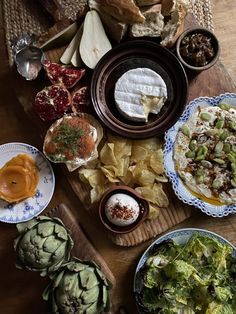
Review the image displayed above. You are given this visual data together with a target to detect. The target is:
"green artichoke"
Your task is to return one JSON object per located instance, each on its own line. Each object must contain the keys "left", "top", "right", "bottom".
{"left": 42, "top": 257, "right": 111, "bottom": 314}
{"left": 14, "top": 216, "right": 74, "bottom": 276}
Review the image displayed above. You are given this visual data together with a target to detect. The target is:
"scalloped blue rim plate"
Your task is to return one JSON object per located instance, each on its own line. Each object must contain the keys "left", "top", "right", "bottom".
{"left": 134, "top": 228, "right": 236, "bottom": 312}
{"left": 163, "top": 92, "right": 236, "bottom": 217}
{"left": 0, "top": 142, "right": 55, "bottom": 223}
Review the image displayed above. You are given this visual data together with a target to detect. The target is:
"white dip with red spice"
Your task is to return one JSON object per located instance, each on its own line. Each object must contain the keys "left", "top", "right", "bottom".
{"left": 104, "top": 193, "right": 140, "bottom": 227}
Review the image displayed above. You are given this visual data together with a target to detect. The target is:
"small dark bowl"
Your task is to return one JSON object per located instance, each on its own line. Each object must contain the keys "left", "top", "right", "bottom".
{"left": 99, "top": 186, "right": 149, "bottom": 234}
{"left": 176, "top": 27, "right": 220, "bottom": 72}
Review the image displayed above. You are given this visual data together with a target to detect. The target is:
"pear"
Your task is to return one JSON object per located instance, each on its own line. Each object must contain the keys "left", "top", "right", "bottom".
{"left": 71, "top": 23, "right": 84, "bottom": 67}
{"left": 60, "top": 23, "right": 83, "bottom": 65}
{"left": 79, "top": 10, "right": 112, "bottom": 69}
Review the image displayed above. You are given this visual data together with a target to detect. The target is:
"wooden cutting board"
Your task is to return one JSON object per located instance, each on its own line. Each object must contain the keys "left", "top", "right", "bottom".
{"left": 12, "top": 14, "right": 236, "bottom": 247}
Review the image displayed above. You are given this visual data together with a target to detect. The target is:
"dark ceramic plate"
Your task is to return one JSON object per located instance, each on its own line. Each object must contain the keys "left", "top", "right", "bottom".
{"left": 90, "top": 40, "right": 188, "bottom": 139}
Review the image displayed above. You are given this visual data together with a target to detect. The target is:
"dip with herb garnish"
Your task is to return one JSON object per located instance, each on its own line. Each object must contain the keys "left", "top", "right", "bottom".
{"left": 43, "top": 114, "right": 103, "bottom": 171}
{"left": 174, "top": 104, "right": 236, "bottom": 205}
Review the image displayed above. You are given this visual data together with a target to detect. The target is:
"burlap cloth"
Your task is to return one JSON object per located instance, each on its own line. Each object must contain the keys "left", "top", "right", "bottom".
{"left": 3, "top": 0, "right": 214, "bottom": 66}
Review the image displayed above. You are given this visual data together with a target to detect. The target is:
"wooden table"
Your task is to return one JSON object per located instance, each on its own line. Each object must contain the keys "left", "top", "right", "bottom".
{"left": 0, "top": 1, "right": 236, "bottom": 313}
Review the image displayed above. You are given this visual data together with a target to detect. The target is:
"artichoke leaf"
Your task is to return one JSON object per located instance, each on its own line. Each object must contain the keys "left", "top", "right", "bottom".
{"left": 31, "top": 233, "right": 46, "bottom": 249}
{"left": 22, "top": 248, "right": 51, "bottom": 268}
{"left": 80, "top": 269, "right": 98, "bottom": 289}
{"left": 37, "top": 221, "right": 55, "bottom": 237}
{"left": 85, "top": 301, "right": 101, "bottom": 314}
{"left": 61, "top": 272, "right": 78, "bottom": 292}
{"left": 68, "top": 261, "right": 86, "bottom": 272}
{"left": 43, "top": 235, "right": 62, "bottom": 253}
{"left": 52, "top": 269, "right": 66, "bottom": 287}
{"left": 20, "top": 232, "right": 34, "bottom": 250}
{"left": 81, "top": 285, "right": 100, "bottom": 304}
{"left": 16, "top": 219, "right": 39, "bottom": 233}
{"left": 42, "top": 283, "right": 51, "bottom": 301}
{"left": 53, "top": 242, "right": 68, "bottom": 261}
{"left": 102, "top": 285, "right": 109, "bottom": 309}
{"left": 54, "top": 223, "right": 69, "bottom": 241}
{"left": 69, "top": 274, "right": 82, "bottom": 298}
{"left": 95, "top": 267, "right": 109, "bottom": 286}
{"left": 13, "top": 235, "right": 22, "bottom": 251}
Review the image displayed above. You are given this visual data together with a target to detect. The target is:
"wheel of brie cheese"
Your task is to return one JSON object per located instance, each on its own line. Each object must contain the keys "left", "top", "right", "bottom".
{"left": 114, "top": 68, "right": 167, "bottom": 122}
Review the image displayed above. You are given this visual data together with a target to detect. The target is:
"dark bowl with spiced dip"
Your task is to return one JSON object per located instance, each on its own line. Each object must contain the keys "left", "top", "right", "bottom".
{"left": 99, "top": 186, "right": 149, "bottom": 234}
{"left": 176, "top": 27, "right": 220, "bottom": 72}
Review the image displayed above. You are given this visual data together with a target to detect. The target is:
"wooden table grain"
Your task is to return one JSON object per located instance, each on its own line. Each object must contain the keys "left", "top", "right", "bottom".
{"left": 0, "top": 1, "right": 236, "bottom": 313}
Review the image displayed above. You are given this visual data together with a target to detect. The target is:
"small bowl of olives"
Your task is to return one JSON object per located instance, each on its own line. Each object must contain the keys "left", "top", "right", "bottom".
{"left": 176, "top": 27, "right": 220, "bottom": 72}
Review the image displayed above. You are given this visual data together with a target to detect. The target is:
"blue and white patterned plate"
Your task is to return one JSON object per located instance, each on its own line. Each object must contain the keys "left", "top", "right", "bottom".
{"left": 163, "top": 93, "right": 236, "bottom": 217}
{"left": 134, "top": 228, "right": 236, "bottom": 303}
{"left": 0, "top": 142, "right": 55, "bottom": 223}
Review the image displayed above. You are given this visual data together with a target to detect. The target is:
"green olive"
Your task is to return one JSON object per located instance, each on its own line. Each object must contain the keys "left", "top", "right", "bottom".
{"left": 181, "top": 125, "right": 190, "bottom": 138}
{"left": 214, "top": 151, "right": 224, "bottom": 158}
{"left": 195, "top": 175, "right": 204, "bottom": 184}
{"left": 228, "top": 121, "right": 236, "bottom": 131}
{"left": 214, "top": 141, "right": 224, "bottom": 153}
{"left": 219, "top": 103, "right": 231, "bottom": 111}
{"left": 195, "top": 155, "right": 206, "bottom": 161}
{"left": 219, "top": 130, "right": 229, "bottom": 141}
{"left": 231, "top": 163, "right": 236, "bottom": 173}
{"left": 185, "top": 150, "right": 196, "bottom": 158}
{"left": 232, "top": 145, "right": 236, "bottom": 153}
{"left": 196, "top": 146, "right": 204, "bottom": 156}
{"left": 189, "top": 139, "right": 198, "bottom": 151}
{"left": 231, "top": 179, "right": 236, "bottom": 188}
{"left": 227, "top": 153, "right": 236, "bottom": 163}
{"left": 212, "top": 179, "right": 221, "bottom": 189}
{"left": 205, "top": 129, "right": 219, "bottom": 136}
{"left": 196, "top": 168, "right": 205, "bottom": 176}
{"left": 223, "top": 143, "right": 231, "bottom": 153}
{"left": 213, "top": 158, "right": 225, "bottom": 165}
{"left": 215, "top": 119, "right": 224, "bottom": 129}
{"left": 200, "top": 112, "right": 211, "bottom": 121}
{"left": 196, "top": 145, "right": 208, "bottom": 156}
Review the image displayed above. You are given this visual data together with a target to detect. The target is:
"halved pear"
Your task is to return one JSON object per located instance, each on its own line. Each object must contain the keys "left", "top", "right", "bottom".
{"left": 60, "top": 23, "right": 84, "bottom": 65}
{"left": 79, "top": 10, "right": 112, "bottom": 69}
{"left": 71, "top": 23, "right": 84, "bottom": 67}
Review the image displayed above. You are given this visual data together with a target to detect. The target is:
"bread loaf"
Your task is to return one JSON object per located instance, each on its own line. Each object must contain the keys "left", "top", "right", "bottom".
{"left": 161, "top": 0, "right": 175, "bottom": 16}
{"left": 130, "top": 4, "right": 164, "bottom": 37}
{"left": 160, "top": 3, "right": 188, "bottom": 47}
{"left": 90, "top": 0, "right": 145, "bottom": 23}
{"left": 135, "top": 0, "right": 162, "bottom": 6}
{"left": 88, "top": 0, "right": 128, "bottom": 42}
{"left": 161, "top": 0, "right": 191, "bottom": 16}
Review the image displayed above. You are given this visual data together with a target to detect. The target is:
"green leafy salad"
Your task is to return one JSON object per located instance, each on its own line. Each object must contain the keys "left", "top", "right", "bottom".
{"left": 136, "top": 234, "right": 236, "bottom": 313}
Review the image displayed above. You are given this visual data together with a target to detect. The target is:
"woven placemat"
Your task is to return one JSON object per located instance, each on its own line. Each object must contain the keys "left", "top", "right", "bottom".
{"left": 191, "top": 0, "right": 214, "bottom": 32}
{"left": 3, "top": 0, "right": 214, "bottom": 66}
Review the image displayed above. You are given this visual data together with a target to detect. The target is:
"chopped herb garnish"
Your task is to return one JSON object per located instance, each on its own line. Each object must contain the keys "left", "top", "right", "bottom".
{"left": 53, "top": 123, "right": 84, "bottom": 155}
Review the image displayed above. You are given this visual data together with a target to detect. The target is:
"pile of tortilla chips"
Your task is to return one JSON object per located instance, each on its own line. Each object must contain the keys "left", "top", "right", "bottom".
{"left": 78, "top": 134, "right": 169, "bottom": 219}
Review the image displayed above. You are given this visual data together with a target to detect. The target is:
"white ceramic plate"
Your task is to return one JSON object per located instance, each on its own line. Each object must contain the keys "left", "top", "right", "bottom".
{"left": 134, "top": 228, "right": 236, "bottom": 312}
{"left": 163, "top": 92, "right": 236, "bottom": 217}
{"left": 0, "top": 142, "right": 55, "bottom": 223}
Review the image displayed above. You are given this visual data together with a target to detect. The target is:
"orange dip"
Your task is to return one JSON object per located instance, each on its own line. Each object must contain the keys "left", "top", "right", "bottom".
{"left": 0, "top": 154, "right": 39, "bottom": 203}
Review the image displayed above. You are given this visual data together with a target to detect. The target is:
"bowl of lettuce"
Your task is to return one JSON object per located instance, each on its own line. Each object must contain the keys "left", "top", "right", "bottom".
{"left": 134, "top": 228, "right": 236, "bottom": 313}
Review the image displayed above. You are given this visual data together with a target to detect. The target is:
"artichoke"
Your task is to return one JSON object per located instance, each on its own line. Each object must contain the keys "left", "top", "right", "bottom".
{"left": 14, "top": 216, "right": 74, "bottom": 276}
{"left": 42, "top": 257, "right": 111, "bottom": 314}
